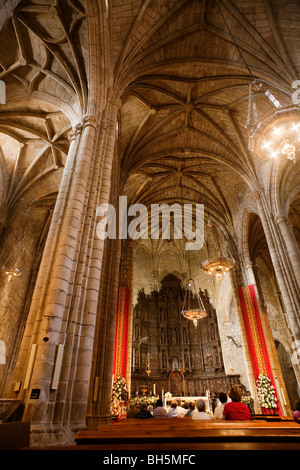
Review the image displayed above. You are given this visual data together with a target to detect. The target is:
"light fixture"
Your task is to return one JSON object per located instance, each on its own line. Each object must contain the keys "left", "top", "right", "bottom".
{"left": 198, "top": 216, "right": 236, "bottom": 283}
{"left": 181, "top": 278, "right": 207, "bottom": 328}
{"left": 199, "top": 256, "right": 235, "bottom": 283}
{"left": 1, "top": 266, "right": 22, "bottom": 281}
{"left": 216, "top": 0, "right": 299, "bottom": 165}
{"left": 248, "top": 103, "right": 299, "bottom": 164}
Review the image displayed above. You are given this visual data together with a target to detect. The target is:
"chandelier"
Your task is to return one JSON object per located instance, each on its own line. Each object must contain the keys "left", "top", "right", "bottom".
{"left": 216, "top": 0, "right": 299, "bottom": 165}
{"left": 1, "top": 266, "right": 22, "bottom": 281}
{"left": 1, "top": 241, "right": 22, "bottom": 281}
{"left": 248, "top": 95, "right": 299, "bottom": 164}
{"left": 199, "top": 256, "right": 235, "bottom": 283}
{"left": 181, "top": 278, "right": 207, "bottom": 328}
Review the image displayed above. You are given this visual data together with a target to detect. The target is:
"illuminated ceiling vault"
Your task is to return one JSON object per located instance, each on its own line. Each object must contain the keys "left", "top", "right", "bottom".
{"left": 0, "top": 0, "right": 299, "bottom": 254}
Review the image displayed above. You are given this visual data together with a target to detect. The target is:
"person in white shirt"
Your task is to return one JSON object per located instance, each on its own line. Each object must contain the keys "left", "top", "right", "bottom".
{"left": 167, "top": 400, "right": 184, "bottom": 418}
{"left": 213, "top": 391, "right": 228, "bottom": 420}
{"left": 192, "top": 399, "right": 211, "bottom": 420}
{"left": 176, "top": 400, "right": 187, "bottom": 417}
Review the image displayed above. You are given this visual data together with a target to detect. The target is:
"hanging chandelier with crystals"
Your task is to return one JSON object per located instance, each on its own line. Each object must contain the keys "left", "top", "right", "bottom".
{"left": 181, "top": 278, "right": 207, "bottom": 328}
{"left": 248, "top": 95, "right": 299, "bottom": 164}
{"left": 1, "top": 266, "right": 22, "bottom": 281}
{"left": 217, "top": 0, "right": 299, "bottom": 166}
{"left": 199, "top": 256, "right": 235, "bottom": 283}
{"left": 198, "top": 216, "right": 236, "bottom": 283}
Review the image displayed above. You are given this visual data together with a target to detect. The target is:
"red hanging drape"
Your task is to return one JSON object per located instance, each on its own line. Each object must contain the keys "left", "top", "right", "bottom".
{"left": 113, "top": 286, "right": 130, "bottom": 379}
{"left": 238, "top": 285, "right": 282, "bottom": 415}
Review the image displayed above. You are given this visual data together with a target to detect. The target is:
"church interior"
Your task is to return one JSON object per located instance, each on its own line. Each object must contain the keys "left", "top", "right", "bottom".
{"left": 0, "top": 0, "right": 300, "bottom": 451}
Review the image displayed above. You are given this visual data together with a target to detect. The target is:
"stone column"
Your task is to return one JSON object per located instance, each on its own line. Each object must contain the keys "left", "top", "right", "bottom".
{"left": 86, "top": 235, "right": 122, "bottom": 429}
{"left": 86, "top": 132, "right": 123, "bottom": 428}
{"left": 11, "top": 91, "right": 120, "bottom": 445}
{"left": 253, "top": 191, "right": 300, "bottom": 342}
{"left": 275, "top": 215, "right": 300, "bottom": 288}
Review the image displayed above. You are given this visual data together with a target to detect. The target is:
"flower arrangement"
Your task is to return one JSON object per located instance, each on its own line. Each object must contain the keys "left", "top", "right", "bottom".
{"left": 256, "top": 374, "right": 277, "bottom": 409}
{"left": 129, "top": 395, "right": 157, "bottom": 406}
{"left": 110, "top": 375, "right": 128, "bottom": 416}
{"left": 241, "top": 395, "right": 254, "bottom": 405}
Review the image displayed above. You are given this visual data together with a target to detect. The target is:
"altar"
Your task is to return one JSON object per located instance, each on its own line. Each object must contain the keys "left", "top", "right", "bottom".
{"left": 131, "top": 276, "right": 241, "bottom": 401}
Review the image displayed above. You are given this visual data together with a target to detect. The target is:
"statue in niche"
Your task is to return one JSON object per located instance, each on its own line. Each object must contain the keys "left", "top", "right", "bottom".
{"left": 171, "top": 371, "right": 182, "bottom": 395}
{"left": 160, "top": 307, "right": 166, "bottom": 321}
{"left": 162, "top": 350, "right": 167, "bottom": 369}
{"left": 167, "top": 300, "right": 178, "bottom": 320}
{"left": 188, "top": 380, "right": 194, "bottom": 395}
{"left": 182, "top": 327, "right": 188, "bottom": 344}
{"left": 213, "top": 346, "right": 221, "bottom": 366}
{"left": 184, "top": 351, "right": 190, "bottom": 369}
{"left": 171, "top": 356, "right": 179, "bottom": 369}
{"left": 169, "top": 327, "right": 180, "bottom": 344}
{"left": 193, "top": 353, "right": 201, "bottom": 368}
{"left": 169, "top": 328, "right": 176, "bottom": 344}
{"left": 160, "top": 328, "right": 167, "bottom": 344}
{"left": 134, "top": 324, "right": 140, "bottom": 341}
{"left": 204, "top": 351, "right": 213, "bottom": 367}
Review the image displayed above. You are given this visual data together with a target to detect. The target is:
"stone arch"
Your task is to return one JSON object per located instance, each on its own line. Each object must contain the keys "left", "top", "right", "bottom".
{"left": 288, "top": 193, "right": 300, "bottom": 251}
{"left": 275, "top": 340, "right": 300, "bottom": 408}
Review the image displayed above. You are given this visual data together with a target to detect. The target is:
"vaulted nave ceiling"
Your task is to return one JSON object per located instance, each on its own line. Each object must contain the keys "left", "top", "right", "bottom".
{"left": 117, "top": 0, "right": 300, "bottom": 235}
{"left": 0, "top": 0, "right": 299, "bottom": 240}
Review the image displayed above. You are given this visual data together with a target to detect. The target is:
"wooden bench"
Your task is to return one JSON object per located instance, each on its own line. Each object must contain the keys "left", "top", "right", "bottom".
{"left": 0, "top": 421, "right": 30, "bottom": 450}
{"left": 73, "top": 418, "right": 300, "bottom": 450}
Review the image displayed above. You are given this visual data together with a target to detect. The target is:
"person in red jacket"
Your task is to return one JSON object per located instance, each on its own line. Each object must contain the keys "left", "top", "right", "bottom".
{"left": 223, "top": 386, "right": 252, "bottom": 421}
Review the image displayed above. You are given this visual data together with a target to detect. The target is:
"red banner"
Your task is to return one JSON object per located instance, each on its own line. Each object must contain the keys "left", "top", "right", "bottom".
{"left": 113, "top": 286, "right": 130, "bottom": 379}
{"left": 238, "top": 285, "right": 281, "bottom": 415}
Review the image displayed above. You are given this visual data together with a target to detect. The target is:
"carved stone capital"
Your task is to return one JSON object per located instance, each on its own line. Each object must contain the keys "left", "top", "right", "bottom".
{"left": 81, "top": 114, "right": 98, "bottom": 129}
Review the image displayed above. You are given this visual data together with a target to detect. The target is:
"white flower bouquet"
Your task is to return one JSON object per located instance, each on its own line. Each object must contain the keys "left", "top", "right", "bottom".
{"left": 256, "top": 374, "right": 277, "bottom": 409}
{"left": 110, "top": 375, "right": 128, "bottom": 416}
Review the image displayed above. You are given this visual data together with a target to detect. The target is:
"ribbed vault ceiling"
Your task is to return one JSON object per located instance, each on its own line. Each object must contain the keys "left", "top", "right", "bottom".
{"left": 0, "top": 0, "right": 299, "bottom": 239}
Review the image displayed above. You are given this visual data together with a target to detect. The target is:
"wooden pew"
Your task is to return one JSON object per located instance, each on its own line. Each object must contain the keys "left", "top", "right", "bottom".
{"left": 74, "top": 418, "right": 300, "bottom": 450}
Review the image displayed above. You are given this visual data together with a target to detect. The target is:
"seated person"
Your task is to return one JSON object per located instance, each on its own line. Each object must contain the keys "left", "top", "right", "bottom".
{"left": 214, "top": 391, "right": 228, "bottom": 420}
{"left": 192, "top": 400, "right": 211, "bottom": 420}
{"left": 167, "top": 400, "right": 183, "bottom": 418}
{"left": 127, "top": 403, "right": 140, "bottom": 419}
{"left": 135, "top": 402, "right": 153, "bottom": 419}
{"left": 153, "top": 399, "right": 167, "bottom": 418}
{"left": 185, "top": 401, "right": 196, "bottom": 417}
{"left": 147, "top": 404, "right": 154, "bottom": 415}
{"left": 223, "top": 386, "right": 252, "bottom": 421}
{"left": 175, "top": 400, "right": 187, "bottom": 417}
{"left": 293, "top": 399, "right": 300, "bottom": 424}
